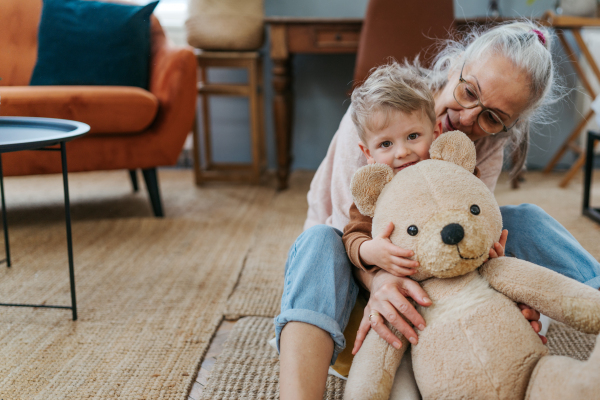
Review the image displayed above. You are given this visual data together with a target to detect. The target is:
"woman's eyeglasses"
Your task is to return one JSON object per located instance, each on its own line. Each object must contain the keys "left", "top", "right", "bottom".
{"left": 453, "top": 64, "right": 518, "bottom": 135}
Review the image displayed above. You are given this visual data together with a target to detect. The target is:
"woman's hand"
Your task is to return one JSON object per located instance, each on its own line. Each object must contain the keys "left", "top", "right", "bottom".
{"left": 518, "top": 303, "right": 547, "bottom": 344}
{"left": 352, "top": 270, "right": 432, "bottom": 355}
{"left": 489, "top": 229, "right": 508, "bottom": 258}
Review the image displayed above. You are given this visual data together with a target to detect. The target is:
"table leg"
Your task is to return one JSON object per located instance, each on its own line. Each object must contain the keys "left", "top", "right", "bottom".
{"left": 60, "top": 142, "right": 77, "bottom": 321}
{"left": 273, "top": 57, "right": 292, "bottom": 190}
{"left": 270, "top": 24, "right": 292, "bottom": 191}
{"left": 0, "top": 154, "right": 10, "bottom": 267}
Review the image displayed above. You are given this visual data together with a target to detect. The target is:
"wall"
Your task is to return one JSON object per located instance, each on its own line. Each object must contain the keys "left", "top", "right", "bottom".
{"left": 161, "top": 0, "right": 589, "bottom": 171}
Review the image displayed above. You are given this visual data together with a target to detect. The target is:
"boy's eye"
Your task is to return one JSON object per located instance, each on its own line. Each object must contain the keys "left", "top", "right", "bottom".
{"left": 380, "top": 141, "right": 392, "bottom": 148}
{"left": 407, "top": 133, "right": 419, "bottom": 140}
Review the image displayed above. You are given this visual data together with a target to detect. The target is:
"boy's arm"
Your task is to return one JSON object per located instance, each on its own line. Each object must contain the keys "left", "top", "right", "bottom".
{"left": 343, "top": 203, "right": 375, "bottom": 271}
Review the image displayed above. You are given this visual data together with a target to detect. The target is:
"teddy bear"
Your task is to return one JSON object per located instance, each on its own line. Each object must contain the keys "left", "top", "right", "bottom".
{"left": 343, "top": 131, "right": 600, "bottom": 400}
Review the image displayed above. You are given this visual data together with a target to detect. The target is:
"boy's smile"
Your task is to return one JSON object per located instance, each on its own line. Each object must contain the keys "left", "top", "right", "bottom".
{"left": 359, "top": 109, "right": 442, "bottom": 173}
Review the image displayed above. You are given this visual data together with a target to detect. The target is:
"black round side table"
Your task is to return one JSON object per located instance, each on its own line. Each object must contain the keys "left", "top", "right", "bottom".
{"left": 0, "top": 117, "right": 90, "bottom": 320}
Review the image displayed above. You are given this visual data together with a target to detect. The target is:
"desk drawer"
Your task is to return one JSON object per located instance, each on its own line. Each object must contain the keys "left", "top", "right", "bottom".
{"left": 287, "top": 24, "right": 362, "bottom": 54}
{"left": 315, "top": 28, "right": 360, "bottom": 48}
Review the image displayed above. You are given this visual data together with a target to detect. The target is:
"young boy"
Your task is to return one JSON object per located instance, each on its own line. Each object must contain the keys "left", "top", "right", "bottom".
{"left": 343, "top": 62, "right": 506, "bottom": 278}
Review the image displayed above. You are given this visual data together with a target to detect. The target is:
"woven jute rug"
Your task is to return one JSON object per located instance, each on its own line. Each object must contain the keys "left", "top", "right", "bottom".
{"left": 200, "top": 318, "right": 597, "bottom": 400}
{"left": 0, "top": 169, "right": 274, "bottom": 399}
{"left": 225, "top": 173, "right": 310, "bottom": 320}
{"left": 199, "top": 316, "right": 345, "bottom": 400}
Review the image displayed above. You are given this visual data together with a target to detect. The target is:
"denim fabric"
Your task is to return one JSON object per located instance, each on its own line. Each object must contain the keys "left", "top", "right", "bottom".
{"left": 274, "top": 225, "right": 360, "bottom": 365}
{"left": 501, "top": 204, "right": 600, "bottom": 289}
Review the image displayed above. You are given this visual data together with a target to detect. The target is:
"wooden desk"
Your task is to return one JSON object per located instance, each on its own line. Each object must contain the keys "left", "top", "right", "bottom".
{"left": 265, "top": 17, "right": 363, "bottom": 190}
{"left": 541, "top": 11, "right": 600, "bottom": 187}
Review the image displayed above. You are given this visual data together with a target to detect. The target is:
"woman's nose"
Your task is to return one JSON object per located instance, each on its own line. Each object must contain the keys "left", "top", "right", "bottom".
{"left": 460, "top": 107, "right": 481, "bottom": 126}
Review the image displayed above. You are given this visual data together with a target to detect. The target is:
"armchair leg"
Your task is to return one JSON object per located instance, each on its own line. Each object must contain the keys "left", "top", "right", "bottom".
{"left": 142, "top": 168, "right": 164, "bottom": 217}
{"left": 129, "top": 169, "right": 139, "bottom": 192}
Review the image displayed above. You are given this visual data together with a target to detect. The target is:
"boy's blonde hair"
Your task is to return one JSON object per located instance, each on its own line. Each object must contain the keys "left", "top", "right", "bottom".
{"left": 351, "top": 61, "right": 436, "bottom": 143}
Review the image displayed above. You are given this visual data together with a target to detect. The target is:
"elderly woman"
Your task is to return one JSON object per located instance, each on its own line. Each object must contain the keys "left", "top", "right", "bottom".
{"left": 276, "top": 20, "right": 600, "bottom": 399}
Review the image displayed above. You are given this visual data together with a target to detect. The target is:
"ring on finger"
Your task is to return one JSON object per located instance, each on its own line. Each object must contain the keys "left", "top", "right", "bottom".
{"left": 369, "top": 310, "right": 381, "bottom": 321}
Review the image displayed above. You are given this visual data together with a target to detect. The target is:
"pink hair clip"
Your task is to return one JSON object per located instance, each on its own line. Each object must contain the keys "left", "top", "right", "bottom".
{"left": 531, "top": 29, "right": 546, "bottom": 46}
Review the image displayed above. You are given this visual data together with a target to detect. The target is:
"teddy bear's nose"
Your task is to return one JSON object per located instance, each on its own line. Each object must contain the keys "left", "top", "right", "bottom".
{"left": 441, "top": 223, "right": 464, "bottom": 245}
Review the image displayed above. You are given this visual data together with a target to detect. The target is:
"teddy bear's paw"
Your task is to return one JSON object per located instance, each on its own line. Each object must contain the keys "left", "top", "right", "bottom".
{"left": 561, "top": 296, "right": 600, "bottom": 334}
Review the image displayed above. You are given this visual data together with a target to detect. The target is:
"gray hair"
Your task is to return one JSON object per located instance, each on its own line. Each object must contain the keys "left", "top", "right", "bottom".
{"left": 422, "top": 20, "right": 560, "bottom": 178}
{"left": 351, "top": 62, "right": 436, "bottom": 143}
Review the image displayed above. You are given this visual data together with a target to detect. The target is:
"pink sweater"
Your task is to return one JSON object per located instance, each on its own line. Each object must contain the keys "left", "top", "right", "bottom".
{"left": 304, "top": 107, "right": 507, "bottom": 232}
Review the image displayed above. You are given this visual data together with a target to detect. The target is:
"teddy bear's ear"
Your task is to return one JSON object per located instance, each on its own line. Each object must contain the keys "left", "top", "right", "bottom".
{"left": 429, "top": 130, "right": 476, "bottom": 173}
{"left": 350, "top": 163, "right": 394, "bottom": 217}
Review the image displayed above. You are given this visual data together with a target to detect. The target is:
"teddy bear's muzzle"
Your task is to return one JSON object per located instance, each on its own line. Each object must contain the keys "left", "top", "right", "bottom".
{"left": 416, "top": 210, "right": 493, "bottom": 278}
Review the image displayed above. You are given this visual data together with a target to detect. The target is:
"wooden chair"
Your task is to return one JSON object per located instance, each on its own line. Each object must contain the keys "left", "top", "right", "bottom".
{"left": 193, "top": 50, "right": 266, "bottom": 184}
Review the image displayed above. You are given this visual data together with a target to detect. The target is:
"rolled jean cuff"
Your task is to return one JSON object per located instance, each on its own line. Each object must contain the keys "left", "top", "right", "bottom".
{"left": 584, "top": 276, "right": 600, "bottom": 290}
{"left": 274, "top": 308, "right": 346, "bottom": 366}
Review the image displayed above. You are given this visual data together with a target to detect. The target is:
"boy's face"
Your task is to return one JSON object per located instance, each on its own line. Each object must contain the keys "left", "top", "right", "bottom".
{"left": 359, "top": 109, "right": 442, "bottom": 174}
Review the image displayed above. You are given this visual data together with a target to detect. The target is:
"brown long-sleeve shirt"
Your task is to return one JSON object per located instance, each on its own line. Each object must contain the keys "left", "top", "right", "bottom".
{"left": 342, "top": 202, "right": 375, "bottom": 272}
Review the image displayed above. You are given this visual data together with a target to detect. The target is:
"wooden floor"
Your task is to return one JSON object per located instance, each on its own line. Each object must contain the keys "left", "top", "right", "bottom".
{"left": 188, "top": 319, "right": 237, "bottom": 400}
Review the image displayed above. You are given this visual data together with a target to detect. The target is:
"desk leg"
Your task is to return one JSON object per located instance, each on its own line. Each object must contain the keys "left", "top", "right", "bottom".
{"left": 0, "top": 154, "right": 10, "bottom": 267}
{"left": 273, "top": 57, "right": 292, "bottom": 190}
{"left": 60, "top": 143, "right": 77, "bottom": 321}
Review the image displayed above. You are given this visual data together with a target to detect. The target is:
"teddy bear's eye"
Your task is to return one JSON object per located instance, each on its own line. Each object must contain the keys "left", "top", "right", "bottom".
{"left": 407, "top": 225, "right": 419, "bottom": 236}
{"left": 470, "top": 205, "right": 481, "bottom": 215}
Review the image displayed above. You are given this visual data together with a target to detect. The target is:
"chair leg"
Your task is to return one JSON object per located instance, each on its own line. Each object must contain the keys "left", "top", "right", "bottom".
{"left": 129, "top": 169, "right": 139, "bottom": 192}
{"left": 142, "top": 168, "right": 164, "bottom": 217}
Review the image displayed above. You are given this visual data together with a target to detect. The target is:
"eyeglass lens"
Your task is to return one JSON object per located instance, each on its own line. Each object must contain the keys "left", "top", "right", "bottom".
{"left": 454, "top": 81, "right": 505, "bottom": 134}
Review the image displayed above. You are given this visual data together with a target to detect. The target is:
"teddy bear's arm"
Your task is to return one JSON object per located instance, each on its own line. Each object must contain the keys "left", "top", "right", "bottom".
{"left": 480, "top": 257, "right": 600, "bottom": 334}
{"left": 345, "top": 325, "right": 410, "bottom": 400}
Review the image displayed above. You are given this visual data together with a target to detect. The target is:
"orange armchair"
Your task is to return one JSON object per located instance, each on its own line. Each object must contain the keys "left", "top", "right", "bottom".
{"left": 0, "top": 0, "right": 197, "bottom": 216}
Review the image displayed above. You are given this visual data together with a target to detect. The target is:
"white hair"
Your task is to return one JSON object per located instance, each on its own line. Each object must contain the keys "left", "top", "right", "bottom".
{"left": 414, "top": 20, "right": 561, "bottom": 177}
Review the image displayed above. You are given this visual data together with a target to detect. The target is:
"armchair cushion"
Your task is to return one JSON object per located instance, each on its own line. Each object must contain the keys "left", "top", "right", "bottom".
{"left": 30, "top": 0, "right": 159, "bottom": 89}
{"left": 0, "top": 86, "right": 159, "bottom": 135}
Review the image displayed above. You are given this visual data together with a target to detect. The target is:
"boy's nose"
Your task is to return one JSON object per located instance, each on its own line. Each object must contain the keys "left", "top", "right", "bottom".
{"left": 395, "top": 146, "right": 410, "bottom": 158}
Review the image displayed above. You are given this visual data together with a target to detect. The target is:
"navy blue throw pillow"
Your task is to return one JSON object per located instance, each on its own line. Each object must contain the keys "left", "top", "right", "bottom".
{"left": 30, "top": 0, "right": 159, "bottom": 89}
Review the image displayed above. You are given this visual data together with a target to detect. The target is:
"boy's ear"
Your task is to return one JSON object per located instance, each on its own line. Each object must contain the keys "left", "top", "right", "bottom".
{"left": 430, "top": 130, "right": 476, "bottom": 173}
{"left": 433, "top": 120, "right": 442, "bottom": 140}
{"left": 351, "top": 163, "right": 394, "bottom": 217}
{"left": 358, "top": 142, "right": 375, "bottom": 164}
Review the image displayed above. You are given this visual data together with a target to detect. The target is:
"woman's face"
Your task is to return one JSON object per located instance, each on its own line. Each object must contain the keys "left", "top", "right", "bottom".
{"left": 434, "top": 54, "right": 531, "bottom": 141}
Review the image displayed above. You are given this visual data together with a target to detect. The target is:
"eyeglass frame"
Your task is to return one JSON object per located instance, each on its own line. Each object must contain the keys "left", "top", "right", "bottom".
{"left": 453, "top": 63, "right": 519, "bottom": 135}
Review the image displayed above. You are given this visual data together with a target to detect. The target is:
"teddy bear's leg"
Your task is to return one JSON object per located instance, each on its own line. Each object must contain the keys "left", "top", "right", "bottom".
{"left": 525, "top": 334, "right": 600, "bottom": 400}
{"left": 388, "top": 350, "right": 421, "bottom": 400}
{"left": 344, "top": 326, "right": 409, "bottom": 400}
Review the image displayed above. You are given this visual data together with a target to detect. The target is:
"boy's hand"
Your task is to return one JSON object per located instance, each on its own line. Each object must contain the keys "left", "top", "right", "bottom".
{"left": 489, "top": 229, "right": 508, "bottom": 259}
{"left": 359, "top": 222, "right": 419, "bottom": 277}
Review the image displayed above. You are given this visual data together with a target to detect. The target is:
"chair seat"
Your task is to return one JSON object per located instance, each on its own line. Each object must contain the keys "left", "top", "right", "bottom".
{"left": 0, "top": 86, "right": 159, "bottom": 135}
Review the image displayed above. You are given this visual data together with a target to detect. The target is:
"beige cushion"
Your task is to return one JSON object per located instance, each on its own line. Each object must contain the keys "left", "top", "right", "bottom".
{"left": 186, "top": 0, "right": 264, "bottom": 51}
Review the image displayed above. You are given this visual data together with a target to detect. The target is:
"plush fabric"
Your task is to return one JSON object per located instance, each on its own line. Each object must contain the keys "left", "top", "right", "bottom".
{"left": 344, "top": 131, "right": 600, "bottom": 400}
{"left": 0, "top": 86, "right": 158, "bottom": 134}
{"left": 30, "top": 0, "right": 158, "bottom": 89}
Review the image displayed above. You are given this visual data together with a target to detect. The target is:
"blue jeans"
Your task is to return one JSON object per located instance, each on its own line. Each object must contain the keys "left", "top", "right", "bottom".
{"left": 275, "top": 204, "right": 600, "bottom": 365}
